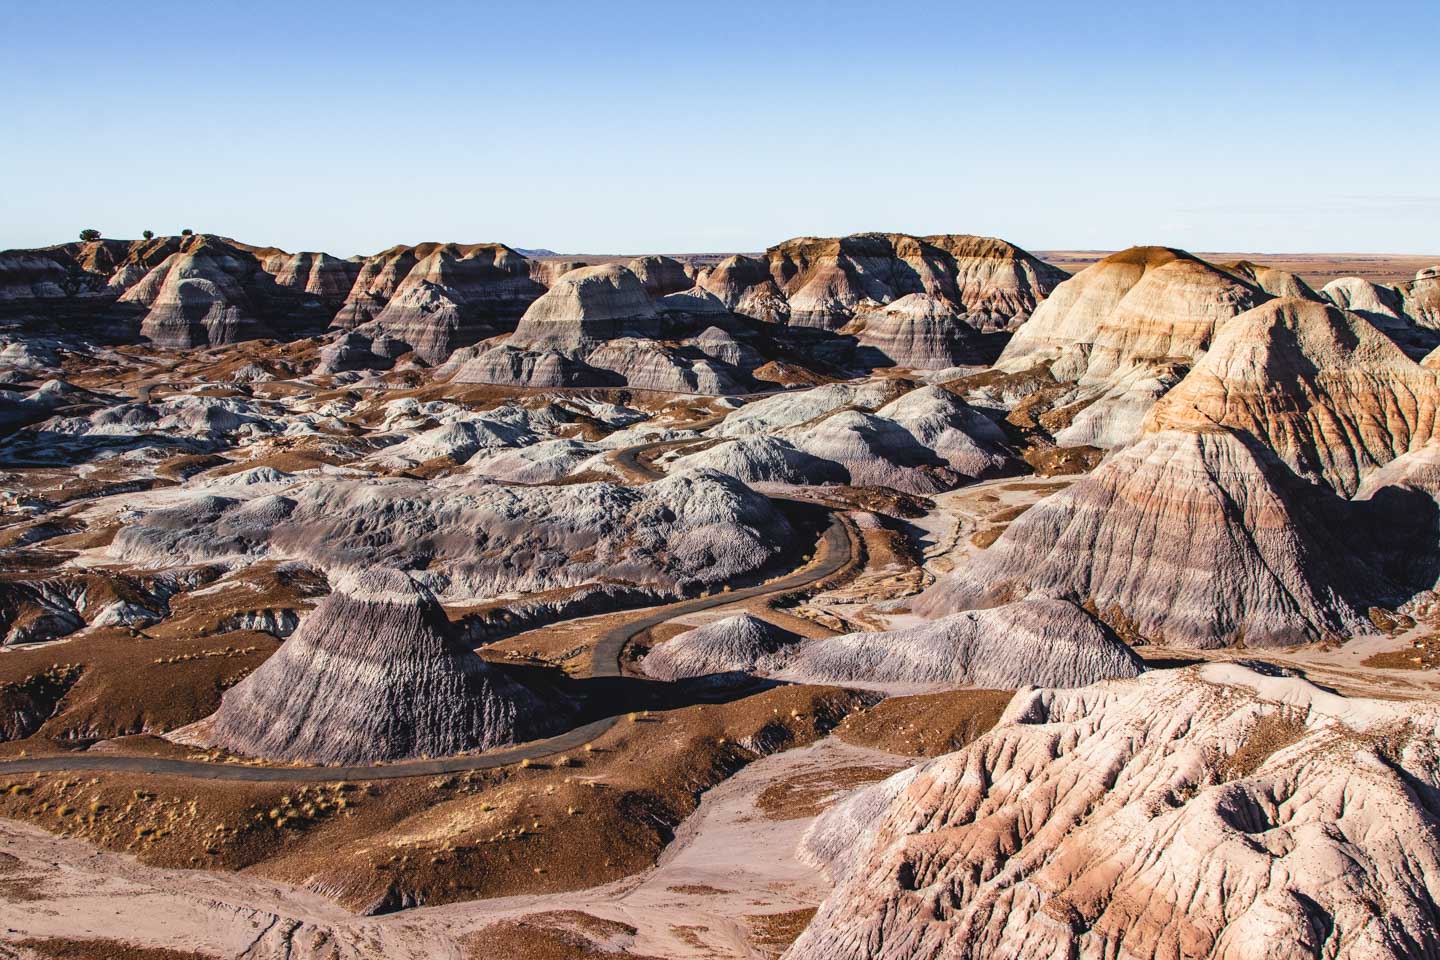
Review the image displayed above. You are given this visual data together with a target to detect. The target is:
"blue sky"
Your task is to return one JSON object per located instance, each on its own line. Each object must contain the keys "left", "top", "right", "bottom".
{"left": 2, "top": 0, "right": 1435, "bottom": 256}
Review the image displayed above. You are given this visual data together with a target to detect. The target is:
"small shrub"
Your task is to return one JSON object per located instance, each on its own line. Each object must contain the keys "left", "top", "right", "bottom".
{"left": 78, "top": 228, "right": 101, "bottom": 242}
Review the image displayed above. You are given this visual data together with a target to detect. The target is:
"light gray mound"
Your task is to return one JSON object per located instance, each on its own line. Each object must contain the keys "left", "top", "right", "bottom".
{"left": 672, "top": 435, "right": 848, "bottom": 486}
{"left": 109, "top": 468, "right": 793, "bottom": 602}
{"left": 686, "top": 384, "right": 1010, "bottom": 492}
{"left": 773, "top": 598, "right": 1142, "bottom": 689}
{"left": 464, "top": 438, "right": 605, "bottom": 483}
{"left": 873, "top": 385, "right": 1011, "bottom": 478}
{"left": 712, "top": 381, "right": 910, "bottom": 437}
{"left": 641, "top": 612, "right": 801, "bottom": 680}
{"left": 208, "top": 568, "right": 556, "bottom": 764}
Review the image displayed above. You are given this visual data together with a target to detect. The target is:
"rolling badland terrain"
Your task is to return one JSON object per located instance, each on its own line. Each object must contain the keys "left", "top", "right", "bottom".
{"left": 1, "top": 231, "right": 1440, "bottom": 959}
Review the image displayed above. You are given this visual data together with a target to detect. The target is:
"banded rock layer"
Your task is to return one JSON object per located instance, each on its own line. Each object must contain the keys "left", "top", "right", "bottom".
{"left": 916, "top": 427, "right": 1404, "bottom": 647}
{"left": 767, "top": 233, "right": 1065, "bottom": 332}
{"left": 208, "top": 568, "right": 554, "bottom": 764}
{"left": 996, "top": 246, "right": 1266, "bottom": 387}
{"left": 1145, "top": 297, "right": 1440, "bottom": 495}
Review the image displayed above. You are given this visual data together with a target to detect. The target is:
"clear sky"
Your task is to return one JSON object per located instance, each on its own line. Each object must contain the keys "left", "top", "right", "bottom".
{"left": 2, "top": 0, "right": 1436, "bottom": 257}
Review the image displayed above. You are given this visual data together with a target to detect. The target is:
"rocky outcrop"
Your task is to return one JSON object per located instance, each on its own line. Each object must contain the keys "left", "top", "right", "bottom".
{"left": 685, "top": 385, "right": 1009, "bottom": 492}
{"left": 774, "top": 598, "right": 1141, "bottom": 689}
{"left": 698, "top": 255, "right": 788, "bottom": 323}
{"left": 120, "top": 236, "right": 333, "bottom": 349}
{"left": 1053, "top": 360, "right": 1187, "bottom": 449}
{"left": 331, "top": 244, "right": 422, "bottom": 328}
{"left": 916, "top": 427, "right": 1399, "bottom": 647}
{"left": 647, "top": 598, "right": 1141, "bottom": 689}
{"left": 848, "top": 294, "right": 985, "bottom": 369}
{"left": 506, "top": 264, "right": 661, "bottom": 352}
{"left": 1223, "top": 260, "right": 1321, "bottom": 301}
{"left": 1321, "top": 276, "right": 1436, "bottom": 355}
{"left": 627, "top": 255, "right": 691, "bottom": 297}
{"left": 766, "top": 233, "right": 1064, "bottom": 331}
{"left": 1402, "top": 267, "right": 1440, "bottom": 328}
{"left": 995, "top": 246, "right": 1266, "bottom": 387}
{"left": 1145, "top": 298, "right": 1440, "bottom": 495}
{"left": 362, "top": 244, "right": 544, "bottom": 363}
{"left": 789, "top": 664, "right": 1440, "bottom": 960}
{"left": 262, "top": 251, "right": 359, "bottom": 304}
{"left": 872, "top": 386, "right": 1012, "bottom": 479}
{"left": 452, "top": 265, "right": 752, "bottom": 393}
{"left": 207, "top": 568, "right": 556, "bottom": 764}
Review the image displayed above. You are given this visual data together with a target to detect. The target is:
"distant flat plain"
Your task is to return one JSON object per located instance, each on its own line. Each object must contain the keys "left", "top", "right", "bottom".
{"left": 1035, "top": 251, "right": 1440, "bottom": 285}
{"left": 534, "top": 250, "right": 1438, "bottom": 286}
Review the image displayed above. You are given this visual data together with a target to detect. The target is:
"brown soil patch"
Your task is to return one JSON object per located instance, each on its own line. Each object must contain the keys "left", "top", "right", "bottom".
{"left": 1023, "top": 445, "right": 1104, "bottom": 476}
{"left": 1217, "top": 709, "right": 1309, "bottom": 781}
{"left": 755, "top": 764, "right": 898, "bottom": 820}
{"left": 835, "top": 689, "right": 1014, "bottom": 757}
{"left": 0, "top": 685, "right": 863, "bottom": 913}
{"left": 970, "top": 527, "right": 1005, "bottom": 549}
{"left": 0, "top": 627, "right": 280, "bottom": 745}
{"left": 987, "top": 503, "right": 1032, "bottom": 523}
{"left": 153, "top": 454, "right": 228, "bottom": 481}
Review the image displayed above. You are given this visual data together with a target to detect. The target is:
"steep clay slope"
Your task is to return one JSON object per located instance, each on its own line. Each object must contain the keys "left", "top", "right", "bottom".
{"left": 848, "top": 294, "right": 986, "bottom": 369}
{"left": 208, "top": 568, "right": 554, "bottom": 764}
{"left": 916, "top": 427, "right": 1398, "bottom": 647}
{"left": 789, "top": 664, "right": 1440, "bottom": 960}
{"left": 995, "top": 246, "right": 1266, "bottom": 386}
{"left": 507, "top": 263, "right": 661, "bottom": 352}
{"left": 262, "top": 251, "right": 359, "bottom": 304}
{"left": 1145, "top": 298, "right": 1440, "bottom": 495}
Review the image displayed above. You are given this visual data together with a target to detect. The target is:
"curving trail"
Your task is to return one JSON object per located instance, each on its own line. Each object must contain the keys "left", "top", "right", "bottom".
{"left": 0, "top": 408, "right": 853, "bottom": 783}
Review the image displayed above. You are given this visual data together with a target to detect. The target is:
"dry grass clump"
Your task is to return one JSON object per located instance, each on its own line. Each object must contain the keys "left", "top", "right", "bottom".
{"left": 13, "top": 938, "right": 218, "bottom": 960}
{"left": 1217, "top": 709, "right": 1309, "bottom": 781}
{"left": 746, "top": 908, "right": 819, "bottom": 956}
{"left": 835, "top": 688, "right": 1014, "bottom": 757}
{"left": 463, "top": 911, "right": 662, "bottom": 960}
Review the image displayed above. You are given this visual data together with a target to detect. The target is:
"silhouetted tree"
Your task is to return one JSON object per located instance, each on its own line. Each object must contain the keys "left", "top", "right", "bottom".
{"left": 142, "top": 230, "right": 154, "bottom": 240}
{"left": 181, "top": 228, "right": 194, "bottom": 236}
{"left": 78, "top": 228, "right": 101, "bottom": 242}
